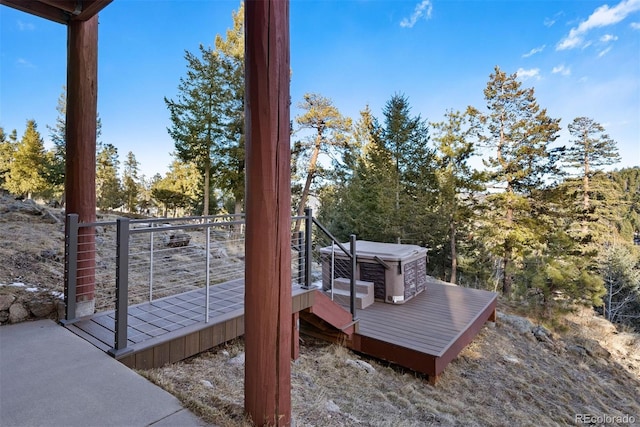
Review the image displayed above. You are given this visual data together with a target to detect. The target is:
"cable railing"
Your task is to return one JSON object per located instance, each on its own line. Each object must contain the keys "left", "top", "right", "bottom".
{"left": 63, "top": 208, "right": 356, "bottom": 356}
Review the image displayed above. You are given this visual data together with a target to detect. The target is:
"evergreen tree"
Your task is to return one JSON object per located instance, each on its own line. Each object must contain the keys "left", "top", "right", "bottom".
{"left": 600, "top": 244, "right": 640, "bottom": 329}
{"left": 293, "top": 93, "right": 352, "bottom": 230}
{"left": 565, "top": 117, "right": 620, "bottom": 236}
{"left": 5, "top": 120, "right": 48, "bottom": 199}
{"left": 151, "top": 160, "right": 201, "bottom": 217}
{"left": 122, "top": 151, "right": 141, "bottom": 213}
{"left": 215, "top": 2, "right": 245, "bottom": 214}
{"left": 381, "top": 93, "right": 435, "bottom": 246}
{"left": 318, "top": 106, "right": 396, "bottom": 242}
{"left": 165, "top": 45, "right": 225, "bottom": 216}
{"left": 96, "top": 144, "right": 123, "bottom": 210}
{"left": 0, "top": 127, "right": 18, "bottom": 187}
{"left": 46, "top": 87, "right": 102, "bottom": 205}
{"left": 476, "top": 66, "right": 561, "bottom": 296}
{"left": 432, "top": 108, "right": 486, "bottom": 284}
{"left": 45, "top": 89, "right": 67, "bottom": 199}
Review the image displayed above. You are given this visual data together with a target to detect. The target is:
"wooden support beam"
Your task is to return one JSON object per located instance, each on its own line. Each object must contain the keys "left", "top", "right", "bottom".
{"left": 66, "top": 15, "right": 98, "bottom": 317}
{"left": 244, "top": 0, "right": 292, "bottom": 425}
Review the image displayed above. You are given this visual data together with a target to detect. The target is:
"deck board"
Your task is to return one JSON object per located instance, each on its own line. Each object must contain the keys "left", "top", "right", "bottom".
{"left": 346, "top": 280, "right": 497, "bottom": 381}
{"left": 65, "top": 281, "right": 315, "bottom": 369}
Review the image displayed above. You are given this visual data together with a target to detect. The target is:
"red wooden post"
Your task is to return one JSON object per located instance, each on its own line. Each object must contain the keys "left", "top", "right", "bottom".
{"left": 244, "top": 0, "right": 292, "bottom": 425}
{"left": 291, "top": 312, "right": 300, "bottom": 360}
{"left": 65, "top": 15, "right": 98, "bottom": 317}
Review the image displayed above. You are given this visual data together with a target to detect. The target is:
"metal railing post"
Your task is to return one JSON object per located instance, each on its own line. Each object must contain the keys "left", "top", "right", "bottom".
{"left": 304, "top": 207, "right": 313, "bottom": 289}
{"left": 62, "top": 214, "right": 79, "bottom": 323}
{"left": 205, "top": 219, "right": 211, "bottom": 323}
{"left": 149, "top": 222, "right": 154, "bottom": 302}
{"left": 296, "top": 231, "right": 304, "bottom": 286}
{"left": 109, "top": 217, "right": 132, "bottom": 357}
{"left": 350, "top": 234, "right": 357, "bottom": 321}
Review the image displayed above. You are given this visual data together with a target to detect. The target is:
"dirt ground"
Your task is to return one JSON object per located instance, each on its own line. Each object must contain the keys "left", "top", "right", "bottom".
{"left": 1, "top": 196, "right": 639, "bottom": 426}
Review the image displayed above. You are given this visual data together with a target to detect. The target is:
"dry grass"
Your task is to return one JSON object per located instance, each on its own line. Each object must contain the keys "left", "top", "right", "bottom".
{"left": 141, "top": 308, "right": 640, "bottom": 426}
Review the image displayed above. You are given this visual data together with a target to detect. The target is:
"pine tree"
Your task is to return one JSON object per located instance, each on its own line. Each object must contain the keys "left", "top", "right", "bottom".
{"left": 293, "top": 93, "right": 352, "bottom": 230}
{"left": 215, "top": 2, "right": 245, "bottom": 214}
{"left": 5, "top": 120, "right": 48, "bottom": 199}
{"left": 318, "top": 106, "right": 396, "bottom": 242}
{"left": 96, "top": 144, "right": 123, "bottom": 210}
{"left": 565, "top": 116, "right": 620, "bottom": 236}
{"left": 122, "top": 151, "right": 141, "bottom": 213}
{"left": 432, "top": 108, "right": 486, "bottom": 284}
{"left": 151, "top": 160, "right": 201, "bottom": 217}
{"left": 0, "top": 127, "right": 18, "bottom": 187}
{"left": 45, "top": 89, "right": 67, "bottom": 199}
{"left": 476, "top": 66, "right": 561, "bottom": 296}
{"left": 165, "top": 45, "right": 225, "bottom": 216}
{"left": 46, "top": 87, "right": 102, "bottom": 206}
{"left": 600, "top": 244, "right": 640, "bottom": 328}
{"left": 381, "top": 94, "right": 435, "bottom": 246}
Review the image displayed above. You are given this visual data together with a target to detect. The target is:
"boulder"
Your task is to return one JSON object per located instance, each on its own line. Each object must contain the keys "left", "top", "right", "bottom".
{"left": 0, "top": 294, "right": 16, "bottom": 311}
{"left": 228, "top": 352, "right": 245, "bottom": 366}
{"left": 346, "top": 358, "right": 376, "bottom": 374}
{"left": 9, "top": 303, "right": 29, "bottom": 323}
{"left": 498, "top": 312, "right": 534, "bottom": 334}
{"left": 532, "top": 325, "right": 553, "bottom": 343}
{"left": 574, "top": 337, "right": 611, "bottom": 359}
{"left": 28, "top": 298, "right": 56, "bottom": 318}
{"left": 166, "top": 233, "right": 191, "bottom": 248}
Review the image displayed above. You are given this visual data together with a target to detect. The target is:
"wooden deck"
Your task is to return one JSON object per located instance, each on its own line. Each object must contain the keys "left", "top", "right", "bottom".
{"left": 64, "top": 279, "right": 315, "bottom": 370}
{"left": 302, "top": 280, "right": 497, "bottom": 384}
{"left": 65, "top": 277, "right": 496, "bottom": 383}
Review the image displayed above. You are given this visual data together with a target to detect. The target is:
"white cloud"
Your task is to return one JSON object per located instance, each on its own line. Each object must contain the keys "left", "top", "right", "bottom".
{"left": 544, "top": 11, "right": 564, "bottom": 27}
{"left": 17, "top": 20, "right": 35, "bottom": 31}
{"left": 600, "top": 34, "right": 619, "bottom": 42}
{"left": 400, "top": 0, "right": 433, "bottom": 29}
{"left": 522, "top": 45, "right": 546, "bottom": 58}
{"left": 631, "top": 21, "right": 640, "bottom": 28}
{"left": 598, "top": 46, "right": 613, "bottom": 57}
{"left": 556, "top": 0, "right": 640, "bottom": 50}
{"left": 516, "top": 68, "right": 541, "bottom": 81}
{"left": 16, "top": 58, "right": 35, "bottom": 68}
{"left": 552, "top": 65, "right": 571, "bottom": 76}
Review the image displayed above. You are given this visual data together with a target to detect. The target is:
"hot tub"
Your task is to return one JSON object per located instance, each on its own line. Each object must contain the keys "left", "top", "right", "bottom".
{"left": 320, "top": 240, "right": 428, "bottom": 304}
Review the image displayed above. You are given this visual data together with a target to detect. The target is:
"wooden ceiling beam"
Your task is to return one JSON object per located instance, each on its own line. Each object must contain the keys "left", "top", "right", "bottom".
{"left": 0, "top": 0, "right": 112, "bottom": 24}
{"left": 72, "top": 0, "right": 112, "bottom": 21}
{"left": 38, "top": 0, "right": 79, "bottom": 14}
{"left": 0, "top": 0, "right": 69, "bottom": 24}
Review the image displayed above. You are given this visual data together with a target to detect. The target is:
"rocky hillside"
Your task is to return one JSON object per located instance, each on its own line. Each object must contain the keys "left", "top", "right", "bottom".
{"left": 0, "top": 194, "right": 65, "bottom": 324}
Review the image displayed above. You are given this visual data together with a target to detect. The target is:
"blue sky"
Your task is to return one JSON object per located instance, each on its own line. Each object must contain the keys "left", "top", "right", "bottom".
{"left": 1, "top": 0, "right": 638, "bottom": 179}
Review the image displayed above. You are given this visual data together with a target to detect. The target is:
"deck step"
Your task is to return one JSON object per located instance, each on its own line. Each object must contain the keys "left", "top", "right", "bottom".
{"left": 304, "top": 290, "right": 356, "bottom": 336}
{"left": 332, "top": 278, "right": 374, "bottom": 295}
{"left": 326, "top": 288, "right": 374, "bottom": 310}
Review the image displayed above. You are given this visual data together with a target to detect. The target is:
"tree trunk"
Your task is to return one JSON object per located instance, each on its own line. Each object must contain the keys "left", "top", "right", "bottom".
{"left": 582, "top": 150, "right": 590, "bottom": 235}
{"left": 203, "top": 160, "right": 210, "bottom": 216}
{"left": 502, "top": 188, "right": 514, "bottom": 296}
{"left": 294, "top": 137, "right": 320, "bottom": 232}
{"left": 449, "top": 215, "right": 457, "bottom": 284}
